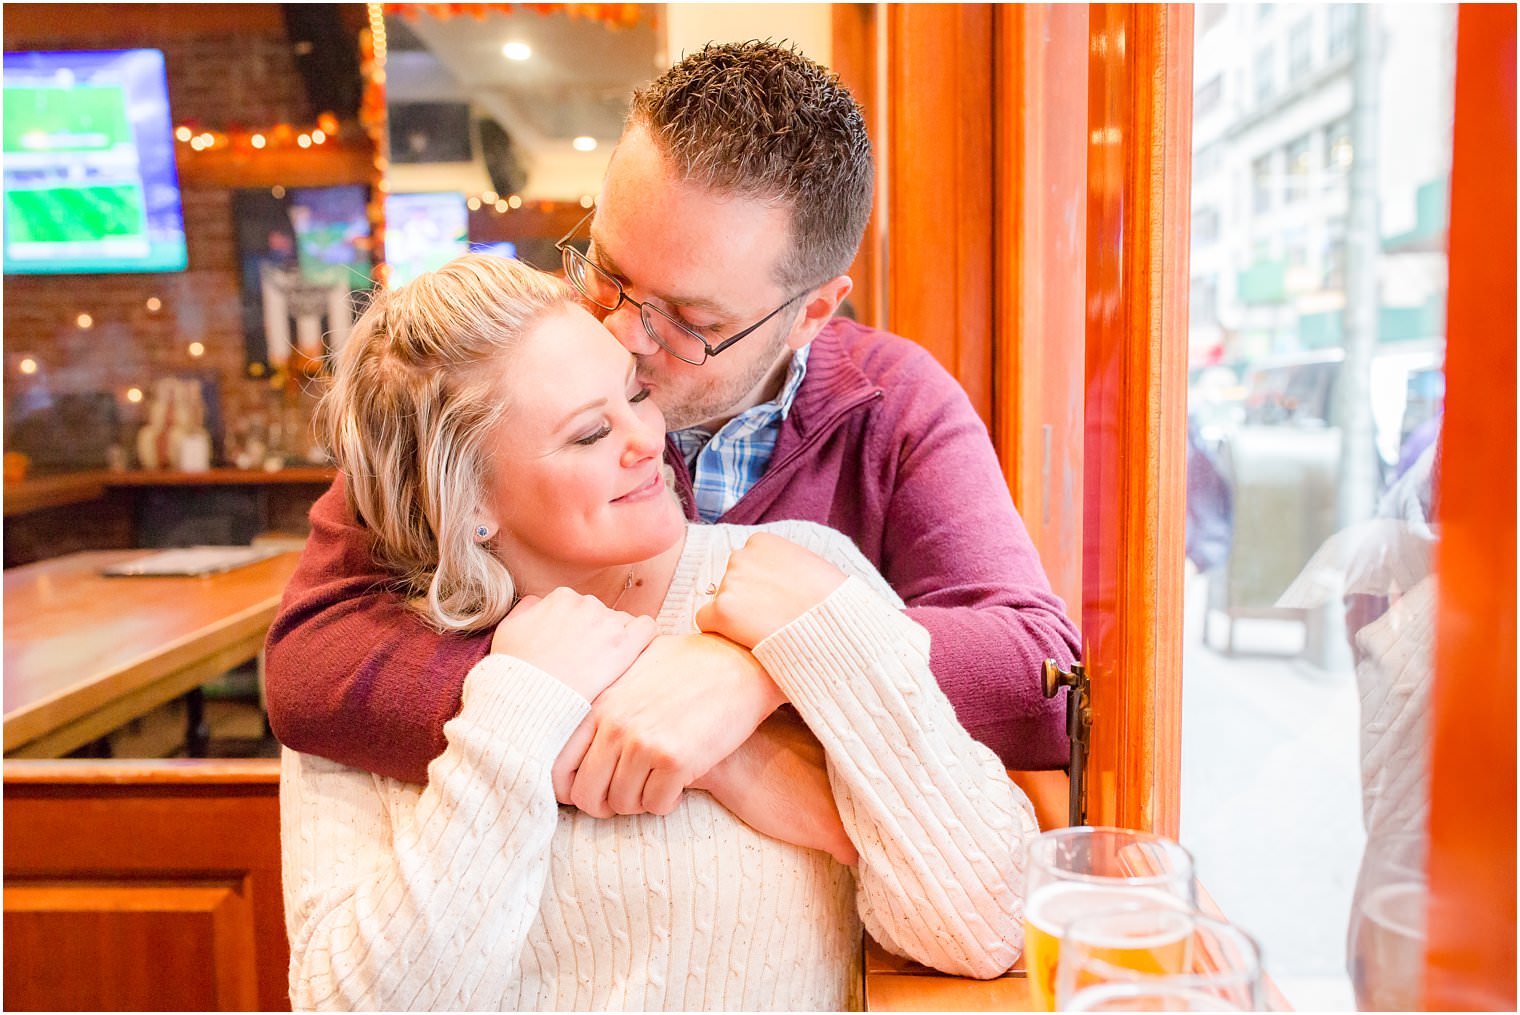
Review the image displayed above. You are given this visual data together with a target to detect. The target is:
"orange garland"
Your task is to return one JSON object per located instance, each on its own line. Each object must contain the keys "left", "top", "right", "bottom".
{"left": 388, "top": 3, "right": 645, "bottom": 30}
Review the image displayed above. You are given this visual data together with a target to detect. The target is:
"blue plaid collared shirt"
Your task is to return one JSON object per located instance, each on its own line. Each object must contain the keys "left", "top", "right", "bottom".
{"left": 668, "top": 345, "right": 811, "bottom": 523}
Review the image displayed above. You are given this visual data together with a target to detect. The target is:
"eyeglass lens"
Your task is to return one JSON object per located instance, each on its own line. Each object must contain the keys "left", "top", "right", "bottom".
{"left": 560, "top": 246, "right": 711, "bottom": 364}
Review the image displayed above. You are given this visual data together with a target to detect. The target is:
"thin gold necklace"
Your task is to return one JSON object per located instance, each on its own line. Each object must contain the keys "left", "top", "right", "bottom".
{"left": 610, "top": 568, "right": 640, "bottom": 610}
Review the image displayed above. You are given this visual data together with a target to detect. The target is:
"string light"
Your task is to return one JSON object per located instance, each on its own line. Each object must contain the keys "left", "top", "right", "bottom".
{"left": 174, "top": 116, "right": 343, "bottom": 154}
{"left": 19, "top": 358, "right": 38, "bottom": 375}
{"left": 126, "top": 387, "right": 144, "bottom": 403}
{"left": 188, "top": 341, "right": 206, "bottom": 358}
{"left": 76, "top": 312, "right": 93, "bottom": 329}
{"left": 145, "top": 296, "right": 162, "bottom": 312}
{"left": 507, "top": 194, "right": 522, "bottom": 209}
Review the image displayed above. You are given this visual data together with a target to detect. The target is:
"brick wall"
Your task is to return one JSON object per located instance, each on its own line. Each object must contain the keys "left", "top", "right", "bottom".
{"left": 2, "top": 5, "right": 367, "bottom": 471}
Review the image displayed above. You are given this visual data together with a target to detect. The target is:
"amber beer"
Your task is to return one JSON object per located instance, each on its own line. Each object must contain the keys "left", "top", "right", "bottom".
{"left": 1024, "top": 883, "right": 1190, "bottom": 1011}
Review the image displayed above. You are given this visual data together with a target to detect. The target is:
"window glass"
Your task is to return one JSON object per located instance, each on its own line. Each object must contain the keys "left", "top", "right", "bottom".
{"left": 1289, "top": 17, "right": 1314, "bottom": 78}
{"left": 1255, "top": 46, "right": 1277, "bottom": 105}
{"left": 1184, "top": 5, "right": 1455, "bottom": 1009}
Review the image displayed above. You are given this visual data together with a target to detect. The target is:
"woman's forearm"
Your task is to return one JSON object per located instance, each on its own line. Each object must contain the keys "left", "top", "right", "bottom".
{"left": 283, "top": 657, "right": 585, "bottom": 1010}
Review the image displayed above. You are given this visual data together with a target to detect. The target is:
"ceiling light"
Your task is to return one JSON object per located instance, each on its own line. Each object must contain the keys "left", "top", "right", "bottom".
{"left": 502, "top": 41, "right": 531, "bottom": 62}
{"left": 572, "top": 136, "right": 597, "bottom": 152}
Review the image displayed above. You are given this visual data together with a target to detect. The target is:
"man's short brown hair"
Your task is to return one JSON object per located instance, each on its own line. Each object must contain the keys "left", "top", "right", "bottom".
{"left": 628, "top": 40, "right": 873, "bottom": 293}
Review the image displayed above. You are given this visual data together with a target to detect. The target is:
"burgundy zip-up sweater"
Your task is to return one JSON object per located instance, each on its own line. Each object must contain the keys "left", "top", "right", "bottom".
{"left": 264, "top": 318, "right": 1081, "bottom": 781}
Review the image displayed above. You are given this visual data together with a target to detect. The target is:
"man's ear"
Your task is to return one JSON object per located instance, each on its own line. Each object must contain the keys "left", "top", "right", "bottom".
{"left": 786, "top": 274, "right": 855, "bottom": 351}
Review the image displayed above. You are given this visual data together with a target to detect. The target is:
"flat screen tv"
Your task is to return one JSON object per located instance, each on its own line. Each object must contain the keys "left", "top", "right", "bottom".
{"left": 386, "top": 191, "right": 468, "bottom": 285}
{"left": 2, "top": 48, "right": 188, "bottom": 274}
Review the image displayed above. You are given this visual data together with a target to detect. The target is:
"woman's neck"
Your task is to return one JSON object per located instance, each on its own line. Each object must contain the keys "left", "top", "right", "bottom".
{"left": 511, "top": 529, "right": 687, "bottom": 619}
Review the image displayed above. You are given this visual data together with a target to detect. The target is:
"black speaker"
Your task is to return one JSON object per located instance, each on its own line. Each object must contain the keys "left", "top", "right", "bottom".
{"left": 389, "top": 102, "right": 474, "bottom": 163}
{"left": 281, "top": 3, "right": 362, "bottom": 120}
{"left": 478, "top": 118, "right": 528, "bottom": 197}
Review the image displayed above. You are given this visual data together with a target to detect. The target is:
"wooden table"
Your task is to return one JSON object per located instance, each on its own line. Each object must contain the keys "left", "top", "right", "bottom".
{"left": 3, "top": 549, "right": 300, "bottom": 758}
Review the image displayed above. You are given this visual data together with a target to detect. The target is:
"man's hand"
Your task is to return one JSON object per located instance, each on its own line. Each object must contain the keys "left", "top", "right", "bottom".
{"left": 553, "top": 632, "right": 785, "bottom": 818}
{"left": 694, "top": 532, "right": 848, "bottom": 648}
{"left": 694, "top": 709, "right": 858, "bottom": 865}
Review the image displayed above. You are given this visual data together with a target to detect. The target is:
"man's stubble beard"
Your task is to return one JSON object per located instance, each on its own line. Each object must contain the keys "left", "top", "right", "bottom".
{"left": 640, "top": 332, "right": 794, "bottom": 432}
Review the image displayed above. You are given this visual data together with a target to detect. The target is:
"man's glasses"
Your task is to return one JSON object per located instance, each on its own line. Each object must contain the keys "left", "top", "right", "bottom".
{"left": 555, "top": 209, "right": 805, "bottom": 366}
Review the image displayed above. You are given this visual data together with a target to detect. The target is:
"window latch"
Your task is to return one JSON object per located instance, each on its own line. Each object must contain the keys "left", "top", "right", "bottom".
{"left": 1043, "top": 659, "right": 1092, "bottom": 827}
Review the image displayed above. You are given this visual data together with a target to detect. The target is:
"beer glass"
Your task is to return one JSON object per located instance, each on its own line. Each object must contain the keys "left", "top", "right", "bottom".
{"left": 1063, "top": 981, "right": 1250, "bottom": 1011}
{"left": 1054, "top": 906, "right": 1264, "bottom": 1011}
{"left": 1348, "top": 831, "right": 1427, "bottom": 1011}
{"left": 1023, "top": 827, "right": 1197, "bottom": 1011}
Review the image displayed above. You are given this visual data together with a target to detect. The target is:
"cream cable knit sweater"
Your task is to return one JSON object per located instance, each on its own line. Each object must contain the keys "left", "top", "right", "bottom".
{"left": 281, "top": 521, "right": 1038, "bottom": 1011}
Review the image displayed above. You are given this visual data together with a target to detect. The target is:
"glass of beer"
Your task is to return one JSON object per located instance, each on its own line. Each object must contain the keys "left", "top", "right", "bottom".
{"left": 1055, "top": 907, "right": 1264, "bottom": 1011}
{"left": 1349, "top": 831, "right": 1427, "bottom": 1011}
{"left": 1063, "top": 981, "right": 1250, "bottom": 1011}
{"left": 1023, "top": 826, "right": 1197, "bottom": 1010}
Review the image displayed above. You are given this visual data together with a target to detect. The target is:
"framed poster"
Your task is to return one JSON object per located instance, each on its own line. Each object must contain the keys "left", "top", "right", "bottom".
{"left": 233, "top": 185, "right": 373, "bottom": 377}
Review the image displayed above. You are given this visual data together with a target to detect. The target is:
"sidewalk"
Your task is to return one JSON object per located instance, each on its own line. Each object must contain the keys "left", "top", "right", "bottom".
{"left": 1178, "top": 571, "right": 1364, "bottom": 1011}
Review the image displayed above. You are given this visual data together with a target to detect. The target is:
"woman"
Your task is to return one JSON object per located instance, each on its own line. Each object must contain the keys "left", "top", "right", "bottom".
{"left": 281, "top": 254, "right": 1037, "bottom": 1010}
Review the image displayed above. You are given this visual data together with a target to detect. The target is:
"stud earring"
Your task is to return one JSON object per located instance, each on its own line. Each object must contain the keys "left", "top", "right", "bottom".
{"left": 475, "top": 525, "right": 490, "bottom": 539}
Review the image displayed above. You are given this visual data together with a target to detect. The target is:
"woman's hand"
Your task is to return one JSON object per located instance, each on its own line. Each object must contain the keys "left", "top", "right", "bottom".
{"left": 490, "top": 587, "right": 658, "bottom": 702}
{"left": 694, "top": 532, "right": 848, "bottom": 649}
{"left": 694, "top": 709, "right": 857, "bottom": 865}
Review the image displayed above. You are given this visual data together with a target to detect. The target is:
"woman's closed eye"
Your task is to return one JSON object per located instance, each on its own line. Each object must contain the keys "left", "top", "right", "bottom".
{"left": 574, "top": 424, "right": 612, "bottom": 447}
{"left": 573, "top": 387, "right": 652, "bottom": 446}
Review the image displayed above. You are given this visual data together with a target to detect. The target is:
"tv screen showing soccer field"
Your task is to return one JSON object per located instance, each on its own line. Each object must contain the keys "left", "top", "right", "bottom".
{"left": 3, "top": 49, "right": 188, "bottom": 274}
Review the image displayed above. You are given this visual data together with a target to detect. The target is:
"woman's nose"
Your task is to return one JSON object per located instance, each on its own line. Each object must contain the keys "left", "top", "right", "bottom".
{"left": 621, "top": 414, "right": 664, "bottom": 466}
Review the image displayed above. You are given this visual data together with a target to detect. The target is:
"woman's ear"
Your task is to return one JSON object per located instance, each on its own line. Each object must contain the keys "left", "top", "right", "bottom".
{"left": 787, "top": 274, "right": 855, "bottom": 351}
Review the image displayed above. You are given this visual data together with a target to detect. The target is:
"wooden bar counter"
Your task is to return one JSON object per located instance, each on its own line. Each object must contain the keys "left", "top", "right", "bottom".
{"left": 3, "top": 549, "right": 301, "bottom": 757}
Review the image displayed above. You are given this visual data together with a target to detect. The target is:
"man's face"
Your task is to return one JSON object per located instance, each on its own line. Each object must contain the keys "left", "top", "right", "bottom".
{"left": 586, "top": 127, "right": 804, "bottom": 432}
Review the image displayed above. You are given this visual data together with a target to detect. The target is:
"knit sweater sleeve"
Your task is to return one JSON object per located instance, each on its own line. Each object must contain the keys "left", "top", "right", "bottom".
{"left": 749, "top": 524, "right": 1036, "bottom": 979}
{"left": 281, "top": 654, "right": 587, "bottom": 1010}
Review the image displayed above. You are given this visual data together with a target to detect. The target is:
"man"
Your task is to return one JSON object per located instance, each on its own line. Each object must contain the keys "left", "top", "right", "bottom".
{"left": 266, "top": 40, "right": 1079, "bottom": 808}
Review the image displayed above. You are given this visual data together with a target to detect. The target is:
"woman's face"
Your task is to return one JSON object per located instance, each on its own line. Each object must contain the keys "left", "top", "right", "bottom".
{"left": 485, "top": 303, "right": 685, "bottom": 580}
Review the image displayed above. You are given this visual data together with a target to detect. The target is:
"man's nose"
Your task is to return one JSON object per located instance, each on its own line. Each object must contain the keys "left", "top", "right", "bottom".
{"left": 604, "top": 301, "right": 660, "bottom": 357}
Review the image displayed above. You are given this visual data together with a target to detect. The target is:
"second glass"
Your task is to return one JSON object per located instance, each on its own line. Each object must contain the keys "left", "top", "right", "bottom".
{"left": 1023, "top": 826, "right": 1198, "bottom": 1010}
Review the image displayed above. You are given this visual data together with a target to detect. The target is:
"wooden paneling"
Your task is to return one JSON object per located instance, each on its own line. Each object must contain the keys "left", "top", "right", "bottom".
{"left": 882, "top": 4, "right": 995, "bottom": 423}
{"left": 1080, "top": 4, "right": 1193, "bottom": 835}
{"left": 1425, "top": 4, "right": 1518, "bottom": 1009}
{"left": 831, "top": 3, "right": 883, "bottom": 330}
{"left": 6, "top": 881, "right": 259, "bottom": 1011}
{"left": 3, "top": 759, "right": 288, "bottom": 1012}
{"left": 991, "top": 4, "right": 1089, "bottom": 613}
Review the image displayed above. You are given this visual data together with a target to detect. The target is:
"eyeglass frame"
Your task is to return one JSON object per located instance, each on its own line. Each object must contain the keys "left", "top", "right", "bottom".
{"left": 554, "top": 209, "right": 810, "bottom": 366}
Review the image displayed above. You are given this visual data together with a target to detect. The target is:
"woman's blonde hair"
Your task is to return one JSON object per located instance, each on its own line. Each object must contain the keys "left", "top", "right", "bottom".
{"left": 315, "top": 254, "right": 574, "bottom": 632}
